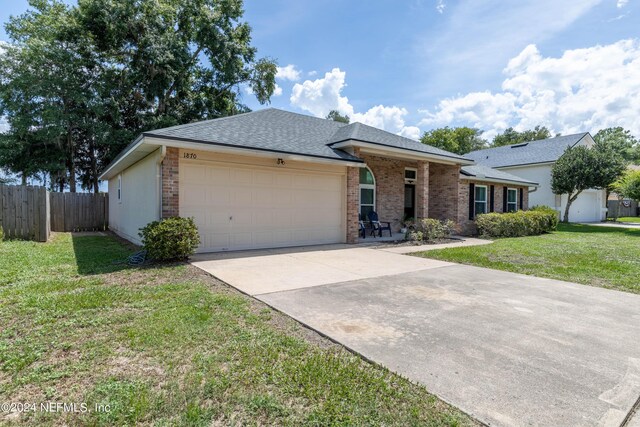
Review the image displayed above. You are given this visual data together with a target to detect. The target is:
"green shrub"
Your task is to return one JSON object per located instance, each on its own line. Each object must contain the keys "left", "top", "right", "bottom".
{"left": 406, "top": 218, "right": 457, "bottom": 243}
{"left": 139, "top": 217, "right": 200, "bottom": 261}
{"left": 476, "top": 208, "right": 558, "bottom": 238}
{"left": 530, "top": 205, "right": 560, "bottom": 230}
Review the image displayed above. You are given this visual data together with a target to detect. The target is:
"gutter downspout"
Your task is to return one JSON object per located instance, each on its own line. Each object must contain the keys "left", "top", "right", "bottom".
{"left": 157, "top": 145, "right": 167, "bottom": 220}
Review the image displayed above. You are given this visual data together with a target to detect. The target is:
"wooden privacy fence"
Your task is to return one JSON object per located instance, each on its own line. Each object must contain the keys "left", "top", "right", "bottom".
{"left": 607, "top": 199, "right": 639, "bottom": 218}
{"left": 0, "top": 184, "right": 109, "bottom": 242}
{"left": 0, "top": 185, "right": 50, "bottom": 241}
{"left": 50, "top": 192, "right": 109, "bottom": 232}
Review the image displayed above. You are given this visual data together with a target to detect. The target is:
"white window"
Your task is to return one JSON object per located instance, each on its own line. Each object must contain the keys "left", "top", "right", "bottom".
{"left": 404, "top": 168, "right": 417, "bottom": 184}
{"left": 359, "top": 167, "right": 375, "bottom": 220}
{"left": 474, "top": 185, "right": 487, "bottom": 216}
{"left": 507, "top": 188, "right": 518, "bottom": 212}
{"left": 117, "top": 175, "right": 122, "bottom": 202}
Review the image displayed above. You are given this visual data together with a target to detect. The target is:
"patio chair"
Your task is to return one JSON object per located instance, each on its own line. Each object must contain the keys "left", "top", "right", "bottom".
{"left": 358, "top": 214, "right": 366, "bottom": 239}
{"left": 367, "top": 211, "right": 392, "bottom": 237}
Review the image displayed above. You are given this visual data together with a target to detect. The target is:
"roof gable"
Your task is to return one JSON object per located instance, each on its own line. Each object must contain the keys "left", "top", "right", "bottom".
{"left": 465, "top": 133, "right": 590, "bottom": 168}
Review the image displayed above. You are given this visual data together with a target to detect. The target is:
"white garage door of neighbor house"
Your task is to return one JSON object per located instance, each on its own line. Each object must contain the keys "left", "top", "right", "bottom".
{"left": 180, "top": 161, "right": 346, "bottom": 252}
{"left": 569, "top": 192, "right": 599, "bottom": 222}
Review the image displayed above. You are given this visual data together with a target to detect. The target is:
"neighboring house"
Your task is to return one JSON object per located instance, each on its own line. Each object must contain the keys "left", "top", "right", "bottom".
{"left": 466, "top": 133, "right": 607, "bottom": 223}
{"left": 99, "top": 109, "right": 537, "bottom": 252}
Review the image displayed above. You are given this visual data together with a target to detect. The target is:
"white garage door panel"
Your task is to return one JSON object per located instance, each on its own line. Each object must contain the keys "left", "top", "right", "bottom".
{"left": 569, "top": 192, "right": 599, "bottom": 222}
{"left": 180, "top": 161, "right": 345, "bottom": 252}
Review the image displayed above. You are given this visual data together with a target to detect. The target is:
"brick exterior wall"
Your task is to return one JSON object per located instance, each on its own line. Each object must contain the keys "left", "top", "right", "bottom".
{"left": 457, "top": 180, "right": 530, "bottom": 234}
{"left": 346, "top": 166, "right": 360, "bottom": 243}
{"left": 416, "top": 161, "right": 429, "bottom": 219}
{"left": 359, "top": 154, "right": 420, "bottom": 231}
{"left": 428, "top": 163, "right": 461, "bottom": 222}
{"left": 161, "top": 147, "right": 179, "bottom": 218}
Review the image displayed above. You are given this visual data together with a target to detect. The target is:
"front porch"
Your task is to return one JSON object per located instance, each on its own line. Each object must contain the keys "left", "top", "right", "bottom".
{"left": 347, "top": 149, "right": 463, "bottom": 243}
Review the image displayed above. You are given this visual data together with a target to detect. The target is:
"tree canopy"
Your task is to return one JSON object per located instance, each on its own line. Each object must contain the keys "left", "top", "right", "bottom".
{"left": 491, "top": 126, "right": 553, "bottom": 147}
{"left": 326, "top": 110, "right": 350, "bottom": 124}
{"left": 0, "top": 0, "right": 276, "bottom": 192}
{"left": 594, "top": 127, "right": 640, "bottom": 163}
{"left": 419, "top": 127, "right": 486, "bottom": 155}
{"left": 551, "top": 145, "right": 626, "bottom": 222}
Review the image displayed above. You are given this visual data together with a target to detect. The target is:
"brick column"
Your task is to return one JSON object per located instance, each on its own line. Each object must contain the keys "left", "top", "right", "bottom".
{"left": 416, "top": 160, "right": 429, "bottom": 219}
{"left": 161, "top": 147, "right": 179, "bottom": 218}
{"left": 346, "top": 166, "right": 360, "bottom": 243}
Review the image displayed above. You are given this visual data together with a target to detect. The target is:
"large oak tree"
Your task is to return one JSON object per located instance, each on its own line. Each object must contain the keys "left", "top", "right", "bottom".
{"left": 0, "top": 0, "right": 276, "bottom": 192}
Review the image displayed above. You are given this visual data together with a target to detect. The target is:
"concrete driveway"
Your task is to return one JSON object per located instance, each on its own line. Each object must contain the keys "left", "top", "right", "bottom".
{"left": 192, "top": 246, "right": 640, "bottom": 427}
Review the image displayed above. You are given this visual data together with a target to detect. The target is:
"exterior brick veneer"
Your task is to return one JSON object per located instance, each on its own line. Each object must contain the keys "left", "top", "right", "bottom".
{"left": 416, "top": 161, "right": 429, "bottom": 219}
{"left": 161, "top": 147, "right": 179, "bottom": 218}
{"left": 428, "top": 163, "right": 461, "bottom": 221}
{"left": 346, "top": 165, "right": 360, "bottom": 243}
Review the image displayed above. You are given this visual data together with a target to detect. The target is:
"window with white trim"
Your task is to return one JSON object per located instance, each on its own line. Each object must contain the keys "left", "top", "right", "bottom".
{"left": 506, "top": 188, "right": 518, "bottom": 212}
{"left": 474, "top": 185, "right": 488, "bottom": 216}
{"left": 359, "top": 167, "right": 375, "bottom": 220}
{"left": 404, "top": 168, "right": 417, "bottom": 184}
{"left": 117, "top": 175, "right": 122, "bottom": 202}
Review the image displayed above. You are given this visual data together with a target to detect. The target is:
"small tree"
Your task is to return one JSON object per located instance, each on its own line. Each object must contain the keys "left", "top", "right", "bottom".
{"left": 326, "top": 110, "right": 350, "bottom": 123}
{"left": 492, "top": 125, "right": 554, "bottom": 147}
{"left": 551, "top": 146, "right": 626, "bottom": 223}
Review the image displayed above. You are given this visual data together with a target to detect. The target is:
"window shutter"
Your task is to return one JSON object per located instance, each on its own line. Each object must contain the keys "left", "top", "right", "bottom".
{"left": 519, "top": 188, "right": 524, "bottom": 210}
{"left": 502, "top": 187, "right": 508, "bottom": 212}
{"left": 468, "top": 183, "right": 475, "bottom": 220}
{"left": 489, "top": 185, "right": 495, "bottom": 212}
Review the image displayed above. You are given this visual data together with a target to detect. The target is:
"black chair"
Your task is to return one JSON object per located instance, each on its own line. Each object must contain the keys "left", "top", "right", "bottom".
{"left": 367, "top": 211, "right": 392, "bottom": 237}
{"left": 358, "top": 214, "right": 366, "bottom": 239}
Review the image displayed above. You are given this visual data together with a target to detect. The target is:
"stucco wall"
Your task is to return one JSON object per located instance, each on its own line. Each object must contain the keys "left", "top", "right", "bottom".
{"left": 108, "top": 149, "right": 161, "bottom": 244}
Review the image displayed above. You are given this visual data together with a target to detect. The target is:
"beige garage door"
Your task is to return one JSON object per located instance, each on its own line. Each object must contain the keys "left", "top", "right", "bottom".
{"left": 180, "top": 160, "right": 346, "bottom": 252}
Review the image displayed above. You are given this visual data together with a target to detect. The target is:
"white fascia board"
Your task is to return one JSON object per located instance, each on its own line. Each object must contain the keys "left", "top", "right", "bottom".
{"left": 331, "top": 140, "right": 474, "bottom": 165}
{"left": 496, "top": 162, "right": 555, "bottom": 170}
{"left": 459, "top": 175, "right": 539, "bottom": 187}
{"left": 98, "top": 134, "right": 145, "bottom": 180}
{"left": 143, "top": 136, "right": 366, "bottom": 168}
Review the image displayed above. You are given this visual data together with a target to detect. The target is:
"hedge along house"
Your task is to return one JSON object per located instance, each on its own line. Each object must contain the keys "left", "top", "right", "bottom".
{"left": 99, "top": 109, "right": 538, "bottom": 252}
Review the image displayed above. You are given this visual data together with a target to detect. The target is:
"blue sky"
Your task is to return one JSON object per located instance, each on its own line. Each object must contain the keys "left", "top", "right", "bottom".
{"left": 2, "top": 0, "right": 640, "bottom": 140}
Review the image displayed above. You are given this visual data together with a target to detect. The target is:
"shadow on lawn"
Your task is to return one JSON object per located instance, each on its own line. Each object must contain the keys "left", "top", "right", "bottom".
{"left": 557, "top": 223, "right": 640, "bottom": 236}
{"left": 71, "top": 232, "right": 138, "bottom": 275}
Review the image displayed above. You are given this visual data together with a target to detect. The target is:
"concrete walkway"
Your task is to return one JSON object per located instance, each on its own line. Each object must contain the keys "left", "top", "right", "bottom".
{"left": 191, "top": 243, "right": 640, "bottom": 426}
{"left": 377, "top": 236, "right": 492, "bottom": 254}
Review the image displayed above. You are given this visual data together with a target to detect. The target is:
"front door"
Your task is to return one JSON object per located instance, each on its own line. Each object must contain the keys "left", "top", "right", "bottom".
{"left": 404, "top": 184, "right": 415, "bottom": 220}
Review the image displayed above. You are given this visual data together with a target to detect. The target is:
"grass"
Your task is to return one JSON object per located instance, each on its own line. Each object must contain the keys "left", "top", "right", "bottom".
{"left": 0, "top": 233, "right": 475, "bottom": 426}
{"left": 417, "top": 223, "right": 640, "bottom": 294}
{"left": 614, "top": 216, "right": 640, "bottom": 223}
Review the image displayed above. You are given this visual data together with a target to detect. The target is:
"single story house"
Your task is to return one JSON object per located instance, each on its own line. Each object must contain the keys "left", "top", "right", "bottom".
{"left": 465, "top": 133, "right": 607, "bottom": 223}
{"left": 99, "top": 108, "right": 537, "bottom": 252}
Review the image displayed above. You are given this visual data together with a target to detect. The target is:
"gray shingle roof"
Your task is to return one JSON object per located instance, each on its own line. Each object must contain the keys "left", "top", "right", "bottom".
{"left": 460, "top": 164, "right": 538, "bottom": 186}
{"left": 328, "top": 122, "right": 472, "bottom": 162}
{"left": 144, "top": 108, "right": 361, "bottom": 162}
{"left": 143, "top": 108, "right": 471, "bottom": 163}
{"left": 465, "top": 133, "right": 589, "bottom": 168}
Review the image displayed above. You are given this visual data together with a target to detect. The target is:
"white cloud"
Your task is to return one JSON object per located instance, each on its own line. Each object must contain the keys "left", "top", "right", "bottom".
{"left": 290, "top": 68, "right": 421, "bottom": 139}
{"left": 419, "top": 39, "right": 640, "bottom": 139}
{"left": 308, "top": 70, "right": 317, "bottom": 77}
{"left": 276, "top": 64, "right": 301, "bottom": 81}
{"left": 273, "top": 84, "right": 283, "bottom": 97}
{"left": 617, "top": 0, "right": 629, "bottom": 8}
{"left": 420, "top": 0, "right": 604, "bottom": 85}
{"left": 436, "top": 0, "right": 446, "bottom": 13}
{"left": 0, "top": 117, "right": 8, "bottom": 134}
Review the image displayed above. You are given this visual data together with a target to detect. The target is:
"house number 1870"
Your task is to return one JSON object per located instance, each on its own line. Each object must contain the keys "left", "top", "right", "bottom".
{"left": 183, "top": 152, "right": 197, "bottom": 159}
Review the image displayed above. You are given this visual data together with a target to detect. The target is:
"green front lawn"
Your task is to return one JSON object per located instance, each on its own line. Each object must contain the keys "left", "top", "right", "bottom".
{"left": 417, "top": 223, "right": 640, "bottom": 294}
{"left": 0, "top": 233, "right": 474, "bottom": 426}
{"left": 615, "top": 216, "right": 640, "bottom": 223}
